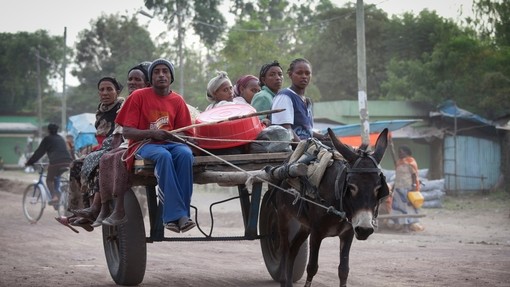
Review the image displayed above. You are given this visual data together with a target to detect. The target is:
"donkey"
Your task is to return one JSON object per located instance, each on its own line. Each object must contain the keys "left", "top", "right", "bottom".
{"left": 272, "top": 127, "right": 389, "bottom": 287}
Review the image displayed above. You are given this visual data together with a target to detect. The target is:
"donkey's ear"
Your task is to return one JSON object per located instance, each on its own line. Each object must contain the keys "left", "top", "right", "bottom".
{"left": 328, "top": 128, "right": 356, "bottom": 162}
{"left": 372, "top": 128, "right": 389, "bottom": 163}
{"left": 378, "top": 173, "right": 390, "bottom": 201}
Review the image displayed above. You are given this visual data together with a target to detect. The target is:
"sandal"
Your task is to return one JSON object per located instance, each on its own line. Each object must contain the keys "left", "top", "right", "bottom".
{"left": 70, "top": 217, "right": 94, "bottom": 232}
{"left": 178, "top": 217, "right": 196, "bottom": 233}
{"left": 70, "top": 207, "right": 99, "bottom": 222}
{"left": 164, "top": 221, "right": 180, "bottom": 233}
{"left": 55, "top": 216, "right": 79, "bottom": 233}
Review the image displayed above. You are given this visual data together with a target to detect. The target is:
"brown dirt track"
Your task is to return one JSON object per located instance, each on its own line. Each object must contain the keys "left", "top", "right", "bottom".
{"left": 0, "top": 169, "right": 509, "bottom": 287}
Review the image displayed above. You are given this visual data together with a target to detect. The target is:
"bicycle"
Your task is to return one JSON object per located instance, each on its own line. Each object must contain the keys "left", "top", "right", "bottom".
{"left": 22, "top": 162, "right": 71, "bottom": 223}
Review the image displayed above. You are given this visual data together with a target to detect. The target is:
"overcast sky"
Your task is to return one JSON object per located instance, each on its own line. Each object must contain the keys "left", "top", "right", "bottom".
{"left": 0, "top": 0, "right": 473, "bottom": 87}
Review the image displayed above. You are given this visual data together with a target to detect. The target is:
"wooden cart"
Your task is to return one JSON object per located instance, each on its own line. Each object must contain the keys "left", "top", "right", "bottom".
{"left": 101, "top": 151, "right": 308, "bottom": 286}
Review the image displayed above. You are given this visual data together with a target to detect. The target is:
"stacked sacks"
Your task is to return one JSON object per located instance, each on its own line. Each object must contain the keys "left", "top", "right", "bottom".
{"left": 419, "top": 178, "right": 446, "bottom": 208}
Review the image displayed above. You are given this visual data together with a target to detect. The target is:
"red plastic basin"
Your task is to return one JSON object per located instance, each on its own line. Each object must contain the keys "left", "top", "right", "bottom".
{"left": 194, "top": 104, "right": 263, "bottom": 149}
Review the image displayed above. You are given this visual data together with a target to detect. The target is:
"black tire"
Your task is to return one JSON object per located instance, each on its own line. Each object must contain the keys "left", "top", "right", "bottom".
{"left": 260, "top": 191, "right": 308, "bottom": 283}
{"left": 102, "top": 189, "right": 146, "bottom": 286}
{"left": 22, "top": 184, "right": 45, "bottom": 223}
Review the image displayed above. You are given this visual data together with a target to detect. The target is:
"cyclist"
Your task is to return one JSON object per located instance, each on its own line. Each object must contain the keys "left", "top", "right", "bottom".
{"left": 25, "top": 123, "right": 73, "bottom": 204}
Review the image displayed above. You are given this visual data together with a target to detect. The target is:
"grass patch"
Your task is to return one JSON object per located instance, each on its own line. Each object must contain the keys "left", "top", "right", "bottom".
{"left": 443, "top": 190, "right": 510, "bottom": 211}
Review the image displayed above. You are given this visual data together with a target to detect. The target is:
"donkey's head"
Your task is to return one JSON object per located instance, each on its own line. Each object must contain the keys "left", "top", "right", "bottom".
{"left": 327, "top": 128, "right": 390, "bottom": 240}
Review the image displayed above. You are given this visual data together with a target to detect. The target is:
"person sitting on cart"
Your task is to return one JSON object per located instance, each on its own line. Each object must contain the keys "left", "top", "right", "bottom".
{"left": 115, "top": 58, "right": 196, "bottom": 233}
{"left": 270, "top": 58, "right": 328, "bottom": 143}
{"left": 204, "top": 71, "right": 236, "bottom": 111}
{"left": 25, "top": 123, "right": 73, "bottom": 204}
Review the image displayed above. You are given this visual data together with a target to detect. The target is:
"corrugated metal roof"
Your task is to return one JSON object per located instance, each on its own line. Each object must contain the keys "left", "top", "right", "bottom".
{"left": 0, "top": 122, "right": 38, "bottom": 132}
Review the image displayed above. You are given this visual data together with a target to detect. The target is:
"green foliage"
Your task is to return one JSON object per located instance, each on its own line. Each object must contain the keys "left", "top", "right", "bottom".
{"left": 472, "top": 0, "right": 510, "bottom": 46}
{"left": 0, "top": 31, "right": 64, "bottom": 115}
{"left": 145, "top": 0, "right": 226, "bottom": 49}
{"left": 2, "top": 0, "right": 509, "bottom": 123}
{"left": 68, "top": 14, "right": 156, "bottom": 115}
{"left": 381, "top": 33, "right": 510, "bottom": 118}
{"left": 306, "top": 4, "right": 390, "bottom": 101}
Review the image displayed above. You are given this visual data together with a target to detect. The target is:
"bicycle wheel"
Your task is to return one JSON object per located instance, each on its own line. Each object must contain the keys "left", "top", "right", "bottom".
{"left": 57, "top": 181, "right": 72, "bottom": 217}
{"left": 22, "top": 184, "right": 45, "bottom": 223}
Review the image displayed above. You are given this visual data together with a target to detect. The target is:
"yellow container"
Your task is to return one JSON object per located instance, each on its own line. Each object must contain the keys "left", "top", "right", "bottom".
{"left": 407, "top": 191, "right": 424, "bottom": 208}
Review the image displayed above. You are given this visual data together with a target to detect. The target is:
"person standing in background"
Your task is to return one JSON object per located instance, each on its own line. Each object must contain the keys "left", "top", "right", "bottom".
{"left": 390, "top": 145, "right": 425, "bottom": 232}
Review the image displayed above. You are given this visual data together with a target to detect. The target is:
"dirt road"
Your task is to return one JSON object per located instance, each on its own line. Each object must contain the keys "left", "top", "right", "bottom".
{"left": 1, "top": 169, "right": 509, "bottom": 287}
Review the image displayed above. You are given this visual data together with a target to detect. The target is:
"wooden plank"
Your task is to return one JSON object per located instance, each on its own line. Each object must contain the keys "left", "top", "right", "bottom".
{"left": 193, "top": 152, "right": 290, "bottom": 165}
{"left": 377, "top": 214, "right": 426, "bottom": 219}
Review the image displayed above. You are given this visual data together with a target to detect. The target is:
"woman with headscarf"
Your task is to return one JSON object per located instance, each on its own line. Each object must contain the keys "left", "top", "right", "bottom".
{"left": 95, "top": 62, "right": 152, "bottom": 226}
{"left": 205, "top": 71, "right": 236, "bottom": 111}
{"left": 233, "top": 75, "right": 260, "bottom": 105}
{"left": 65, "top": 77, "right": 124, "bottom": 227}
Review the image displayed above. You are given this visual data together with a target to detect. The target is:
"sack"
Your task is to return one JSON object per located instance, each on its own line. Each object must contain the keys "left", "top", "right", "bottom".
{"left": 249, "top": 125, "right": 291, "bottom": 153}
{"left": 407, "top": 190, "right": 424, "bottom": 208}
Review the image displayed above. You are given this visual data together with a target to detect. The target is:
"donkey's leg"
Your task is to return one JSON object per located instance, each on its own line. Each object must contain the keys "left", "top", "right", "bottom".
{"left": 338, "top": 230, "right": 354, "bottom": 287}
{"left": 304, "top": 233, "right": 323, "bottom": 287}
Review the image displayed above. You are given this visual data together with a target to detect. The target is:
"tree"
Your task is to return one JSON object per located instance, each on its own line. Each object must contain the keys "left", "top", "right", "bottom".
{"left": 0, "top": 31, "right": 64, "bottom": 115}
{"left": 305, "top": 4, "right": 390, "bottom": 101}
{"left": 218, "top": 0, "right": 333, "bottom": 102}
{"left": 384, "top": 10, "right": 464, "bottom": 61}
{"left": 471, "top": 0, "right": 510, "bottom": 46}
{"left": 68, "top": 14, "right": 156, "bottom": 115}
{"left": 144, "top": 0, "right": 226, "bottom": 96}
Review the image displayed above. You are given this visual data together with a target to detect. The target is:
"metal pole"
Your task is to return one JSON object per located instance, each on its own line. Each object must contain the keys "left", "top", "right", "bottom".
{"left": 356, "top": 0, "right": 370, "bottom": 145}
{"left": 61, "top": 27, "right": 67, "bottom": 135}
{"left": 35, "top": 49, "right": 43, "bottom": 139}
{"left": 177, "top": 3, "right": 184, "bottom": 96}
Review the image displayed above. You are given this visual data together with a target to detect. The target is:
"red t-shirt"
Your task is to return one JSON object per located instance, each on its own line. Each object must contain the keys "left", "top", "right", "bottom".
{"left": 115, "top": 87, "right": 193, "bottom": 169}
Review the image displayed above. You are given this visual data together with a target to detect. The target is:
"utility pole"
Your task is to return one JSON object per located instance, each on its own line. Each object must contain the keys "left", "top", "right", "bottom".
{"left": 176, "top": 2, "right": 184, "bottom": 96}
{"left": 356, "top": 0, "right": 370, "bottom": 145}
{"left": 62, "top": 27, "right": 67, "bottom": 135}
{"left": 35, "top": 49, "right": 43, "bottom": 139}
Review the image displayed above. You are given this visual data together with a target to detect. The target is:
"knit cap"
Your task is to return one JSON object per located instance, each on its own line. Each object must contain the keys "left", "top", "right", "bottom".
{"left": 128, "top": 61, "right": 151, "bottom": 82}
{"left": 149, "top": 58, "right": 175, "bottom": 85}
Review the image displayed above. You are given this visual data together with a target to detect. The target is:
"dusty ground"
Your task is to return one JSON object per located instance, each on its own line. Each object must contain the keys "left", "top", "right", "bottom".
{"left": 0, "top": 169, "right": 509, "bottom": 287}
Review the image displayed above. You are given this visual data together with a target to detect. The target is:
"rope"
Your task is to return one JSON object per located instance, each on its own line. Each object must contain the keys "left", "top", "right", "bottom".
{"left": 121, "top": 139, "right": 151, "bottom": 162}
{"left": 172, "top": 134, "right": 342, "bottom": 216}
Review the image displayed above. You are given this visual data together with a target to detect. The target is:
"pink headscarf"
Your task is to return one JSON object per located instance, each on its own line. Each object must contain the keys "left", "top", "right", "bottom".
{"left": 234, "top": 75, "right": 258, "bottom": 97}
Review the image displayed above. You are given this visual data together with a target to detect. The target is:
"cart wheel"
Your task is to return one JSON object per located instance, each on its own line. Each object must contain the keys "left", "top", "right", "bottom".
{"left": 260, "top": 190, "right": 308, "bottom": 283}
{"left": 22, "top": 184, "right": 45, "bottom": 223}
{"left": 102, "top": 188, "right": 146, "bottom": 286}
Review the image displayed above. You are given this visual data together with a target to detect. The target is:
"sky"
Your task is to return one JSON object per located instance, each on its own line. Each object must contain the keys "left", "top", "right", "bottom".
{"left": 0, "top": 0, "right": 474, "bottom": 88}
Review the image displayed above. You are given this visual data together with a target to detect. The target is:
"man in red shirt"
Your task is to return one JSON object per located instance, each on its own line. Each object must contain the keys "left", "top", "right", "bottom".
{"left": 115, "top": 58, "right": 196, "bottom": 233}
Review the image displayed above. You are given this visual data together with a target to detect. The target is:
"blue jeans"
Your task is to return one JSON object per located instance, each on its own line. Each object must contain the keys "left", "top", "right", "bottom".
{"left": 138, "top": 142, "right": 194, "bottom": 224}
